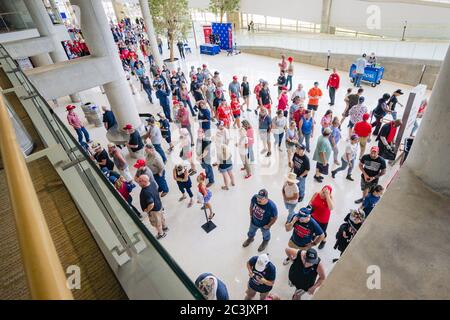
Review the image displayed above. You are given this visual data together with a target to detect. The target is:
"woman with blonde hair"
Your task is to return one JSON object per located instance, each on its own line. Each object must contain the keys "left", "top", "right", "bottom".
{"left": 179, "top": 127, "right": 197, "bottom": 175}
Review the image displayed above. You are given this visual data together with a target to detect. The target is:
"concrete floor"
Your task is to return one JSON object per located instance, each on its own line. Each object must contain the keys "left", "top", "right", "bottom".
{"left": 53, "top": 49, "right": 423, "bottom": 300}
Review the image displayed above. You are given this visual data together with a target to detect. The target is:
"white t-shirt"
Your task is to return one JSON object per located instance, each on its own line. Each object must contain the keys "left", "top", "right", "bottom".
{"left": 272, "top": 116, "right": 287, "bottom": 134}
{"left": 345, "top": 142, "right": 359, "bottom": 160}
{"left": 283, "top": 182, "right": 299, "bottom": 205}
{"left": 238, "top": 136, "right": 249, "bottom": 155}
{"left": 291, "top": 89, "right": 306, "bottom": 101}
{"left": 215, "top": 128, "right": 230, "bottom": 145}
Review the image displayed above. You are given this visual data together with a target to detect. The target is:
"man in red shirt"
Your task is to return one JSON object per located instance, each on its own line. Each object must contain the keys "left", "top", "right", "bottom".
{"left": 230, "top": 93, "right": 242, "bottom": 128}
{"left": 326, "top": 68, "right": 340, "bottom": 106}
{"left": 354, "top": 113, "right": 372, "bottom": 159}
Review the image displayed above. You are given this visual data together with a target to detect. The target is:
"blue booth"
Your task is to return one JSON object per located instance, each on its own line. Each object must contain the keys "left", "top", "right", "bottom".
{"left": 349, "top": 64, "right": 385, "bottom": 87}
{"left": 200, "top": 44, "right": 220, "bottom": 55}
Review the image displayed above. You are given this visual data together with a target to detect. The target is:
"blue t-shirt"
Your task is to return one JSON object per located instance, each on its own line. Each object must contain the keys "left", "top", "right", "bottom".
{"left": 301, "top": 116, "right": 313, "bottom": 135}
{"left": 156, "top": 89, "right": 170, "bottom": 107}
{"left": 102, "top": 110, "right": 117, "bottom": 129}
{"left": 258, "top": 115, "right": 272, "bottom": 131}
{"left": 248, "top": 256, "right": 276, "bottom": 293}
{"left": 290, "top": 215, "right": 324, "bottom": 247}
{"left": 250, "top": 195, "right": 278, "bottom": 227}
{"left": 198, "top": 108, "right": 211, "bottom": 131}
{"left": 195, "top": 273, "right": 229, "bottom": 300}
{"left": 330, "top": 126, "right": 341, "bottom": 145}
{"left": 362, "top": 193, "right": 380, "bottom": 216}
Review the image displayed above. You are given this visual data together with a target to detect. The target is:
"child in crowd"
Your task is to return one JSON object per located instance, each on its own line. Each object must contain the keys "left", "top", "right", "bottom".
{"left": 197, "top": 172, "right": 215, "bottom": 220}
{"left": 361, "top": 184, "right": 384, "bottom": 217}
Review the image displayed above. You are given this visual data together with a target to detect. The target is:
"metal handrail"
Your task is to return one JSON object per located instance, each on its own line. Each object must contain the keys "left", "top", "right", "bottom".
{"left": 0, "top": 43, "right": 204, "bottom": 300}
{"left": 0, "top": 93, "right": 73, "bottom": 300}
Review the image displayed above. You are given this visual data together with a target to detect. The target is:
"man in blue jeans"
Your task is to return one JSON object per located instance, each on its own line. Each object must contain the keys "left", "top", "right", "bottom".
{"left": 243, "top": 189, "right": 278, "bottom": 252}
{"left": 354, "top": 53, "right": 367, "bottom": 87}
{"left": 289, "top": 143, "right": 310, "bottom": 202}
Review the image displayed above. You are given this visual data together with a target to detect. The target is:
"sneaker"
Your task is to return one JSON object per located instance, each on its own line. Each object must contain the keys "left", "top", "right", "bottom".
{"left": 258, "top": 240, "right": 269, "bottom": 252}
{"left": 331, "top": 170, "right": 336, "bottom": 179}
{"left": 354, "top": 198, "right": 364, "bottom": 204}
{"left": 346, "top": 175, "right": 354, "bottom": 181}
{"left": 297, "top": 196, "right": 304, "bottom": 203}
{"left": 318, "top": 241, "right": 326, "bottom": 250}
{"left": 283, "top": 257, "right": 291, "bottom": 265}
{"left": 156, "top": 232, "right": 167, "bottom": 240}
{"left": 187, "top": 200, "right": 193, "bottom": 208}
{"left": 206, "top": 182, "right": 214, "bottom": 188}
{"left": 160, "top": 192, "right": 168, "bottom": 197}
{"left": 221, "top": 186, "right": 229, "bottom": 190}
{"left": 332, "top": 258, "right": 339, "bottom": 263}
{"left": 162, "top": 226, "right": 169, "bottom": 232}
{"left": 266, "top": 152, "right": 271, "bottom": 157}
{"left": 244, "top": 174, "right": 252, "bottom": 179}
{"left": 178, "top": 195, "right": 187, "bottom": 202}
{"left": 314, "top": 175, "right": 323, "bottom": 183}
{"left": 242, "top": 238, "right": 254, "bottom": 247}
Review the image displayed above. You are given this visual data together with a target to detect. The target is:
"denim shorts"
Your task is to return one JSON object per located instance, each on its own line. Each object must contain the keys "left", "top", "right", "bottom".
{"left": 218, "top": 164, "right": 233, "bottom": 173}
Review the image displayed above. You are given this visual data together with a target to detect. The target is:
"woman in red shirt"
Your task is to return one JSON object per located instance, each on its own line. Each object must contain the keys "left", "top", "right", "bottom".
{"left": 230, "top": 93, "right": 242, "bottom": 129}
{"left": 217, "top": 100, "right": 231, "bottom": 128}
{"left": 309, "top": 185, "right": 334, "bottom": 249}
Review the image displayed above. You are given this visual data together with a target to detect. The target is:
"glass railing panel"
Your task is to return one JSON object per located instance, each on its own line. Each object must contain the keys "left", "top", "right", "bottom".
{"left": 0, "top": 43, "right": 203, "bottom": 300}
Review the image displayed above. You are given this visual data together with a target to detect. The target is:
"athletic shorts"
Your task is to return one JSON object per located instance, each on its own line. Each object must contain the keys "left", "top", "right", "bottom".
{"left": 233, "top": 114, "right": 241, "bottom": 119}
{"left": 360, "top": 176, "right": 379, "bottom": 191}
{"left": 307, "top": 104, "right": 318, "bottom": 111}
{"left": 316, "top": 162, "right": 329, "bottom": 175}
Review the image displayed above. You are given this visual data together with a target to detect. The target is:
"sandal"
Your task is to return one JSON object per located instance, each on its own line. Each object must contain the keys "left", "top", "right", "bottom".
{"left": 221, "top": 186, "right": 229, "bottom": 190}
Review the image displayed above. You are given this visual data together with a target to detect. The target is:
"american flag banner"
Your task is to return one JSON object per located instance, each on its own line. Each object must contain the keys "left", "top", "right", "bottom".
{"left": 212, "top": 22, "right": 233, "bottom": 50}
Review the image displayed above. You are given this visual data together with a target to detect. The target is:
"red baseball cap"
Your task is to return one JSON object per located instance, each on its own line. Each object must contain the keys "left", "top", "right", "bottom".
{"left": 288, "top": 56, "right": 293, "bottom": 62}
{"left": 133, "top": 159, "right": 146, "bottom": 169}
{"left": 233, "top": 75, "right": 238, "bottom": 80}
{"left": 362, "top": 113, "right": 370, "bottom": 121}
{"left": 370, "top": 146, "right": 379, "bottom": 153}
{"left": 192, "top": 75, "right": 197, "bottom": 79}
{"left": 202, "top": 64, "right": 207, "bottom": 68}
{"left": 123, "top": 124, "right": 133, "bottom": 130}
{"left": 66, "top": 105, "right": 76, "bottom": 111}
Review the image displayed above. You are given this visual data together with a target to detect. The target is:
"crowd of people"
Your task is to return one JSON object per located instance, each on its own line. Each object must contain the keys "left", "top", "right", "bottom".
{"left": 62, "top": 17, "right": 426, "bottom": 300}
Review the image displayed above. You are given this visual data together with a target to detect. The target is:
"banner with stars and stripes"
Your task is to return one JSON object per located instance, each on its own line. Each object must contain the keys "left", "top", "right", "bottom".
{"left": 212, "top": 22, "right": 233, "bottom": 50}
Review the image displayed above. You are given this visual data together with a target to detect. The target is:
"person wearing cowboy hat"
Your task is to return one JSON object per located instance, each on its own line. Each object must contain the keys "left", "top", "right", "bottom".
{"left": 283, "top": 172, "right": 300, "bottom": 223}
{"left": 123, "top": 123, "right": 144, "bottom": 159}
{"left": 66, "top": 105, "right": 91, "bottom": 146}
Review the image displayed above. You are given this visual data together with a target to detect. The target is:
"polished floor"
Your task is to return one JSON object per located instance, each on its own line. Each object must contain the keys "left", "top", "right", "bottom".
{"left": 53, "top": 49, "right": 420, "bottom": 300}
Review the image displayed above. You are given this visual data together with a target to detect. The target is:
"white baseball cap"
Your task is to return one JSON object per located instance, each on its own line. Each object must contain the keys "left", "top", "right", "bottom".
{"left": 255, "top": 254, "right": 270, "bottom": 272}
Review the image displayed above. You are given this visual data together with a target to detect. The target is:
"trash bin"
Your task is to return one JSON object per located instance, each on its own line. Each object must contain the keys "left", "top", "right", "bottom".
{"left": 82, "top": 102, "right": 103, "bottom": 127}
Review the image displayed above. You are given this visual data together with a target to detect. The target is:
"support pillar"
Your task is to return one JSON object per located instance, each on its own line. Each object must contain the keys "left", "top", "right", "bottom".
{"left": 23, "top": 0, "right": 81, "bottom": 103}
{"left": 112, "top": 0, "right": 126, "bottom": 23}
{"left": 320, "top": 0, "right": 333, "bottom": 34}
{"left": 407, "top": 46, "right": 450, "bottom": 196}
{"left": 139, "top": 0, "right": 163, "bottom": 68}
{"left": 70, "top": 0, "right": 141, "bottom": 130}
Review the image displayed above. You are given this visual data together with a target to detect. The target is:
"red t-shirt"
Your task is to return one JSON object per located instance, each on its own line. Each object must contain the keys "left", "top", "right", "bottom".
{"left": 277, "top": 93, "right": 288, "bottom": 111}
{"left": 217, "top": 106, "right": 231, "bottom": 126}
{"left": 254, "top": 84, "right": 262, "bottom": 99}
{"left": 354, "top": 121, "right": 372, "bottom": 138}
{"left": 311, "top": 193, "right": 331, "bottom": 224}
{"left": 231, "top": 100, "right": 241, "bottom": 115}
{"left": 177, "top": 107, "right": 190, "bottom": 126}
{"left": 293, "top": 108, "right": 306, "bottom": 128}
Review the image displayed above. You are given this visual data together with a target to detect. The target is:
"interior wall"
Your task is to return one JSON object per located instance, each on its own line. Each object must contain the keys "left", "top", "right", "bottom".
{"left": 188, "top": 0, "right": 450, "bottom": 40}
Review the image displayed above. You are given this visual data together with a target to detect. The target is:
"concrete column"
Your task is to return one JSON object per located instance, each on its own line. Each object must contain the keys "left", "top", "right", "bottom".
{"left": 407, "top": 46, "right": 450, "bottom": 196}
{"left": 320, "top": 0, "right": 332, "bottom": 34}
{"left": 23, "top": 0, "right": 81, "bottom": 103}
{"left": 70, "top": 0, "right": 141, "bottom": 130}
{"left": 112, "top": 0, "right": 126, "bottom": 22}
{"left": 139, "top": 0, "right": 163, "bottom": 68}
